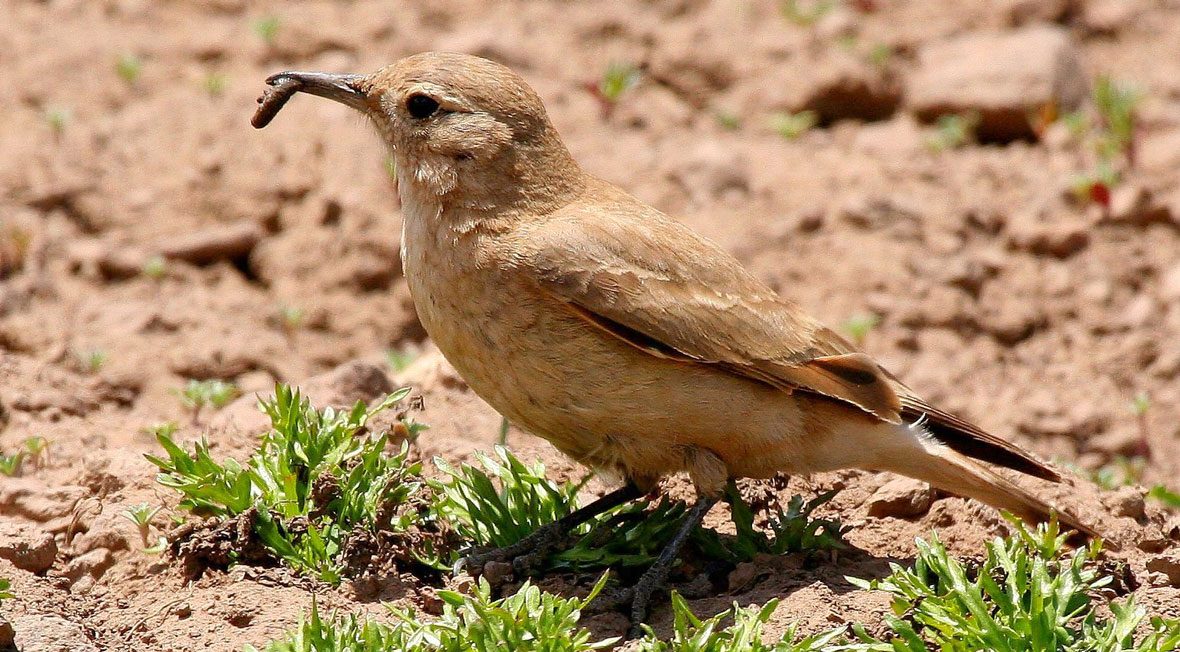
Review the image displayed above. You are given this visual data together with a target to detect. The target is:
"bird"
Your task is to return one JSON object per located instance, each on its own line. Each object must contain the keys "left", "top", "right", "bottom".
{"left": 253, "top": 51, "right": 1097, "bottom": 634}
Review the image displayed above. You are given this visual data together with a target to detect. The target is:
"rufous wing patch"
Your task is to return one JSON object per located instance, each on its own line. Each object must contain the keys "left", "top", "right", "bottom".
{"left": 773, "top": 353, "right": 902, "bottom": 423}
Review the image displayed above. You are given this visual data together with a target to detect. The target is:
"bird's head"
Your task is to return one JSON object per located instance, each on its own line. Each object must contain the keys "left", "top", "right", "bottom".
{"left": 254, "top": 52, "right": 584, "bottom": 215}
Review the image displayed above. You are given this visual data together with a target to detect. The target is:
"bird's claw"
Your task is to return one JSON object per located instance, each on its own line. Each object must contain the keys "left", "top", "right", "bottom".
{"left": 454, "top": 533, "right": 561, "bottom": 585}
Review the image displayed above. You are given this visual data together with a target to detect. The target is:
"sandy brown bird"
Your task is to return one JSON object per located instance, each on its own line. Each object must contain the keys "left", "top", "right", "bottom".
{"left": 254, "top": 51, "right": 1095, "bottom": 632}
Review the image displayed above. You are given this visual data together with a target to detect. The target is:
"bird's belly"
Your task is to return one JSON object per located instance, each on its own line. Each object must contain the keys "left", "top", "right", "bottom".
{"left": 407, "top": 263, "right": 812, "bottom": 481}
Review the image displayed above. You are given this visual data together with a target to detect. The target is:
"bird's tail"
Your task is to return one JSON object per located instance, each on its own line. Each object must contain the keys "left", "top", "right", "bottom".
{"left": 882, "top": 439, "right": 1100, "bottom": 540}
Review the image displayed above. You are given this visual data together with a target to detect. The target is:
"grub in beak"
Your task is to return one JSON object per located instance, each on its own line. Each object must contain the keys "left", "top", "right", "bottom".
{"left": 251, "top": 71, "right": 366, "bottom": 128}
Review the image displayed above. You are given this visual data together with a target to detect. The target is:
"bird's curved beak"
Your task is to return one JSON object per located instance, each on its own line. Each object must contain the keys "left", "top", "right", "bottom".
{"left": 252, "top": 71, "right": 368, "bottom": 128}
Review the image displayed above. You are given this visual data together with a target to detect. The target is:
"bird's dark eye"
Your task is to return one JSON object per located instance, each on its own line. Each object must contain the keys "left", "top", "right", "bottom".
{"left": 406, "top": 94, "right": 440, "bottom": 119}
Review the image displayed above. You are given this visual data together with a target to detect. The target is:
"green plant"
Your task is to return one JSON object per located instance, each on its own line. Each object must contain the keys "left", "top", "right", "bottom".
{"left": 0, "top": 452, "right": 24, "bottom": 477}
{"left": 635, "top": 593, "right": 845, "bottom": 651}
{"left": 253, "top": 575, "right": 614, "bottom": 652}
{"left": 707, "top": 486, "right": 846, "bottom": 564}
{"left": 1092, "top": 455, "right": 1146, "bottom": 490}
{"left": 1148, "top": 485, "right": 1180, "bottom": 510}
{"left": 121, "top": 503, "right": 161, "bottom": 548}
{"left": 202, "top": 72, "right": 228, "bottom": 97}
{"left": 142, "top": 421, "right": 179, "bottom": 439}
{"left": 841, "top": 313, "right": 880, "bottom": 347}
{"left": 23, "top": 436, "right": 49, "bottom": 469}
{"left": 715, "top": 110, "right": 742, "bottom": 131}
{"left": 116, "top": 53, "right": 143, "bottom": 85}
{"left": 142, "top": 255, "right": 167, "bottom": 280}
{"left": 44, "top": 107, "right": 70, "bottom": 136}
{"left": 599, "top": 62, "right": 640, "bottom": 105}
{"left": 75, "top": 348, "right": 108, "bottom": 374}
{"left": 866, "top": 43, "right": 894, "bottom": 68}
{"left": 926, "top": 112, "right": 980, "bottom": 151}
{"left": 432, "top": 447, "right": 583, "bottom": 551}
{"left": 433, "top": 446, "right": 678, "bottom": 571}
{"left": 1093, "top": 75, "right": 1143, "bottom": 165}
{"left": 0, "top": 578, "right": 11, "bottom": 604}
{"left": 585, "top": 62, "right": 640, "bottom": 118}
{"left": 780, "top": 0, "right": 837, "bottom": 26}
{"left": 844, "top": 516, "right": 1180, "bottom": 651}
{"left": 433, "top": 448, "right": 844, "bottom": 573}
{"left": 385, "top": 348, "right": 416, "bottom": 373}
{"left": 278, "top": 305, "right": 305, "bottom": 335}
{"left": 148, "top": 385, "right": 433, "bottom": 583}
{"left": 173, "top": 379, "right": 238, "bottom": 423}
{"left": 253, "top": 15, "right": 281, "bottom": 45}
{"left": 770, "top": 110, "right": 818, "bottom": 140}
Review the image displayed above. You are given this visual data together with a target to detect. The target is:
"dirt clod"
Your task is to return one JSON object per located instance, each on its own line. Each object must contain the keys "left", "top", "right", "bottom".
{"left": 866, "top": 478, "right": 935, "bottom": 519}
{"left": 0, "top": 522, "right": 57, "bottom": 574}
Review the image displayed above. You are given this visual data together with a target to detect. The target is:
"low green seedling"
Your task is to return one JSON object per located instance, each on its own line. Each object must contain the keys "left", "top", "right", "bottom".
{"left": 251, "top": 575, "right": 615, "bottom": 652}
{"left": 926, "top": 112, "right": 979, "bottom": 151}
{"left": 116, "top": 54, "right": 143, "bottom": 85}
{"left": 23, "top": 436, "right": 49, "bottom": 469}
{"left": 253, "top": 15, "right": 281, "bottom": 45}
{"left": 779, "top": 0, "right": 836, "bottom": 26}
{"left": 149, "top": 384, "right": 433, "bottom": 583}
{"left": 1093, "top": 75, "right": 1142, "bottom": 165}
{"left": 202, "top": 72, "right": 228, "bottom": 97}
{"left": 770, "top": 111, "right": 818, "bottom": 140}
{"left": 1092, "top": 455, "right": 1146, "bottom": 491}
{"left": 75, "top": 348, "right": 108, "bottom": 374}
{"left": 142, "top": 255, "right": 167, "bottom": 280}
{"left": 0, "top": 578, "right": 11, "bottom": 604}
{"left": 433, "top": 447, "right": 846, "bottom": 572}
{"left": 432, "top": 447, "right": 583, "bottom": 550}
{"left": 1148, "top": 485, "right": 1180, "bottom": 510}
{"left": 0, "top": 452, "right": 23, "bottom": 477}
{"left": 173, "top": 379, "right": 238, "bottom": 423}
{"left": 841, "top": 313, "right": 880, "bottom": 347}
{"left": 635, "top": 593, "right": 846, "bottom": 652}
{"left": 122, "top": 503, "right": 161, "bottom": 549}
{"left": 703, "top": 485, "right": 847, "bottom": 564}
{"left": 278, "top": 305, "right": 305, "bottom": 334}
{"left": 715, "top": 110, "right": 742, "bottom": 131}
{"left": 844, "top": 516, "right": 1180, "bottom": 651}
{"left": 44, "top": 107, "right": 70, "bottom": 136}
{"left": 598, "top": 62, "right": 640, "bottom": 106}
{"left": 585, "top": 62, "right": 640, "bottom": 118}
{"left": 385, "top": 348, "right": 417, "bottom": 373}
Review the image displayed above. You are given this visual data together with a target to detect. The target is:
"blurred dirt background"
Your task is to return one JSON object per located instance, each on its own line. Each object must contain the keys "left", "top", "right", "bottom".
{"left": 3, "top": 0, "right": 1180, "bottom": 649}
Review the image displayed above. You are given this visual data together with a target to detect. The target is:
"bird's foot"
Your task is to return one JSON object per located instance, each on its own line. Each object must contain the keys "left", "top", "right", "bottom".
{"left": 457, "top": 483, "right": 645, "bottom": 584}
{"left": 457, "top": 522, "right": 568, "bottom": 583}
{"left": 627, "top": 553, "right": 677, "bottom": 639}
{"left": 583, "top": 495, "right": 720, "bottom": 640}
{"left": 580, "top": 562, "right": 679, "bottom": 639}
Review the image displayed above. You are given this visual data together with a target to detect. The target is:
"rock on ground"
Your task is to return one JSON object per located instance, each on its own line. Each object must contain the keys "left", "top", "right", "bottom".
{"left": 866, "top": 477, "right": 935, "bottom": 519}
{"left": 0, "top": 522, "right": 57, "bottom": 574}
{"left": 10, "top": 614, "right": 100, "bottom": 652}
{"left": 907, "top": 25, "right": 1087, "bottom": 141}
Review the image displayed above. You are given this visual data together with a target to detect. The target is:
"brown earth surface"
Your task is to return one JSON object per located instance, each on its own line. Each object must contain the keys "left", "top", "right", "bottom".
{"left": 3, "top": 0, "right": 1180, "bottom": 650}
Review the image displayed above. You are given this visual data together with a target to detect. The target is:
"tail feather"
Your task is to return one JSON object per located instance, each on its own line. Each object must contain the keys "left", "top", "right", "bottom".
{"left": 898, "top": 395, "right": 1061, "bottom": 483}
{"left": 886, "top": 443, "right": 1100, "bottom": 540}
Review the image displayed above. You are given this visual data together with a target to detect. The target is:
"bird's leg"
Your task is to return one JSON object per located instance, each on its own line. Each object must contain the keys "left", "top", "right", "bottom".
{"left": 462, "top": 482, "right": 642, "bottom": 577}
{"left": 627, "top": 494, "right": 718, "bottom": 638}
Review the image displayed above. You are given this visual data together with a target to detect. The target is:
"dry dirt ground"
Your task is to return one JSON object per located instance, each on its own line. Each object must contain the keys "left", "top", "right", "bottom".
{"left": 3, "top": 1, "right": 1180, "bottom": 650}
